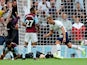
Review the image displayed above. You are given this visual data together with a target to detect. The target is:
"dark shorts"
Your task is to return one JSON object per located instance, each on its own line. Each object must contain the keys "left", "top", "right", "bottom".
{"left": 0, "top": 36, "right": 5, "bottom": 45}
{"left": 57, "top": 32, "right": 70, "bottom": 45}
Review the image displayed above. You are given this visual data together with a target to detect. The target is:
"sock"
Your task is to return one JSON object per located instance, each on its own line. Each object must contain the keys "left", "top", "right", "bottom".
{"left": 22, "top": 46, "right": 27, "bottom": 58}
{"left": 27, "top": 41, "right": 31, "bottom": 53}
{"left": 72, "top": 45, "right": 83, "bottom": 51}
{"left": 56, "top": 44, "right": 61, "bottom": 56}
{"left": 32, "top": 46, "right": 36, "bottom": 58}
{"left": 9, "top": 51, "right": 14, "bottom": 59}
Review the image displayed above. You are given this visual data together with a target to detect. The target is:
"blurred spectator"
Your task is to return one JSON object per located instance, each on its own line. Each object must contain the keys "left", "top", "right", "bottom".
{"left": 74, "top": 0, "right": 84, "bottom": 10}
{"left": 55, "top": 0, "right": 64, "bottom": 11}
{"left": 3, "top": 1, "right": 12, "bottom": 19}
{"left": 50, "top": 0, "right": 56, "bottom": 5}
{"left": 84, "top": 21, "right": 87, "bottom": 40}
{"left": 0, "top": 16, "right": 8, "bottom": 45}
{"left": 3, "top": 0, "right": 19, "bottom": 44}
{"left": 50, "top": 0, "right": 64, "bottom": 16}
{"left": 0, "top": 0, "right": 6, "bottom": 10}
{"left": 0, "top": 0, "right": 6, "bottom": 17}
{"left": 49, "top": 2, "right": 57, "bottom": 20}
{"left": 61, "top": 0, "right": 73, "bottom": 15}
{"left": 12, "top": 16, "right": 19, "bottom": 45}
{"left": 5, "top": 0, "right": 13, "bottom": 3}
{"left": 6, "top": 15, "right": 14, "bottom": 40}
{"left": 50, "top": 0, "right": 64, "bottom": 11}
{"left": 72, "top": 17, "right": 86, "bottom": 41}
{"left": 38, "top": 11, "right": 47, "bottom": 26}
{"left": 6, "top": 13, "right": 19, "bottom": 44}
{"left": 73, "top": 2, "right": 86, "bottom": 22}
{"left": 74, "top": 2, "right": 83, "bottom": 10}
{"left": 59, "top": 13, "right": 72, "bottom": 37}
{"left": 0, "top": 10, "right": 5, "bottom": 17}
{"left": 23, "top": 0, "right": 29, "bottom": 16}
{"left": 0, "top": 17, "right": 8, "bottom": 36}
{"left": 38, "top": 0, "right": 51, "bottom": 14}
{"left": 32, "top": 1, "right": 38, "bottom": 10}
{"left": 12, "top": 0, "right": 17, "bottom": 18}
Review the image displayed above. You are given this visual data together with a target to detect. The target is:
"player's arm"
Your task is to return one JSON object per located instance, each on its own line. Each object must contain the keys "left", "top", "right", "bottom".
{"left": 61, "top": 26, "right": 66, "bottom": 42}
{"left": 22, "top": 22, "right": 26, "bottom": 27}
{"left": 22, "top": 16, "right": 27, "bottom": 27}
{"left": 35, "top": 24, "right": 40, "bottom": 32}
{"left": 35, "top": 15, "right": 40, "bottom": 32}
{"left": 0, "top": 50, "right": 6, "bottom": 59}
{"left": 13, "top": 47, "right": 21, "bottom": 59}
{"left": 43, "top": 30, "right": 53, "bottom": 38}
{"left": 0, "top": 48, "right": 7, "bottom": 59}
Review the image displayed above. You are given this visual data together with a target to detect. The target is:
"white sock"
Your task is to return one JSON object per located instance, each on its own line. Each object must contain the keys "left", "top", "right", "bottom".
{"left": 27, "top": 41, "right": 31, "bottom": 53}
{"left": 9, "top": 51, "right": 14, "bottom": 59}
{"left": 56, "top": 44, "right": 61, "bottom": 56}
{"left": 22, "top": 46, "right": 28, "bottom": 58}
{"left": 72, "top": 45, "right": 83, "bottom": 51}
{"left": 32, "top": 46, "right": 36, "bottom": 58}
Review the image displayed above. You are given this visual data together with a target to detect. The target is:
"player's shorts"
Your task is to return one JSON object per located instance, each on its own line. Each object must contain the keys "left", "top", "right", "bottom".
{"left": 25, "top": 33, "right": 38, "bottom": 43}
{"left": 57, "top": 32, "right": 70, "bottom": 45}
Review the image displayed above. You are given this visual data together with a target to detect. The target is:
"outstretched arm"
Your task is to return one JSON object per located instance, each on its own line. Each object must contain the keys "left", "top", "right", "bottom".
{"left": 61, "top": 26, "right": 66, "bottom": 43}
{"left": 43, "top": 30, "right": 53, "bottom": 38}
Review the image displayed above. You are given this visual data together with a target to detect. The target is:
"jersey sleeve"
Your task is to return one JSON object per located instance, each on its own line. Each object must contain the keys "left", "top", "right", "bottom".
{"left": 34, "top": 15, "right": 39, "bottom": 24}
{"left": 49, "top": 25, "right": 53, "bottom": 30}
{"left": 2, "top": 42, "right": 6, "bottom": 51}
{"left": 22, "top": 16, "right": 27, "bottom": 23}
{"left": 57, "top": 21, "right": 63, "bottom": 28}
{"left": 14, "top": 47, "right": 19, "bottom": 55}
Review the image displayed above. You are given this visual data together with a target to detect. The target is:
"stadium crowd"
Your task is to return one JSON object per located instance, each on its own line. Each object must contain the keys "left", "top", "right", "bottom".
{"left": 0, "top": 0, "right": 19, "bottom": 45}
{"left": 0, "top": 0, "right": 87, "bottom": 60}
{"left": 0, "top": 0, "right": 19, "bottom": 60}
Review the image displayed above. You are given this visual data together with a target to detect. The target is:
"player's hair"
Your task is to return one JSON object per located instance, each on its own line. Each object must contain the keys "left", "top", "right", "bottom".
{"left": 47, "top": 16, "right": 53, "bottom": 20}
{"left": 6, "top": 40, "right": 12, "bottom": 46}
{"left": 30, "top": 7, "right": 35, "bottom": 12}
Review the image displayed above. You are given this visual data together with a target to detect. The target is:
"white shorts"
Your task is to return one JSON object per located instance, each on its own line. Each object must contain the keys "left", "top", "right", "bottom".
{"left": 24, "top": 33, "right": 38, "bottom": 43}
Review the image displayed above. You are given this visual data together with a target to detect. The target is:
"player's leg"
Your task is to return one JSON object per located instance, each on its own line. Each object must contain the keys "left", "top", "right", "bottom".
{"left": 0, "top": 47, "right": 9, "bottom": 60}
{"left": 55, "top": 40, "right": 61, "bottom": 56}
{"left": 0, "top": 51, "right": 11, "bottom": 60}
{"left": 0, "top": 54, "right": 6, "bottom": 60}
{"left": 27, "top": 40, "right": 32, "bottom": 53}
{"left": 65, "top": 32, "right": 86, "bottom": 56}
{"left": 8, "top": 51, "right": 14, "bottom": 60}
{"left": 22, "top": 42, "right": 28, "bottom": 59}
{"left": 14, "top": 46, "right": 21, "bottom": 59}
{"left": 22, "top": 33, "right": 30, "bottom": 59}
{"left": 31, "top": 33, "right": 38, "bottom": 60}
{"left": 53, "top": 38, "right": 63, "bottom": 59}
{"left": 67, "top": 42, "right": 86, "bottom": 56}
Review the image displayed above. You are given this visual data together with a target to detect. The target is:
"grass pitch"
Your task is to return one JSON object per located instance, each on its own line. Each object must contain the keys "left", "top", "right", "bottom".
{"left": 0, "top": 58, "right": 87, "bottom": 65}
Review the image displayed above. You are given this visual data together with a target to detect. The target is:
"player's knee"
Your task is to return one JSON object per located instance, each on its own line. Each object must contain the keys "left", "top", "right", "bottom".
{"left": 32, "top": 42, "right": 37, "bottom": 47}
{"left": 25, "top": 42, "right": 28, "bottom": 46}
{"left": 67, "top": 44, "right": 72, "bottom": 48}
{"left": 0, "top": 55, "right": 4, "bottom": 59}
{"left": 55, "top": 40, "right": 61, "bottom": 44}
{"left": 68, "top": 46, "right": 72, "bottom": 48}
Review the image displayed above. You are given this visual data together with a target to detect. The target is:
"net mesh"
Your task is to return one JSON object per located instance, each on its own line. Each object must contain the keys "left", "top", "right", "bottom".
{"left": 17, "top": 0, "right": 87, "bottom": 45}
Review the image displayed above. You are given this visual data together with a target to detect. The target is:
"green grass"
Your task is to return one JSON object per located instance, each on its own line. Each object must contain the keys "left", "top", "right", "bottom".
{"left": 0, "top": 58, "right": 87, "bottom": 65}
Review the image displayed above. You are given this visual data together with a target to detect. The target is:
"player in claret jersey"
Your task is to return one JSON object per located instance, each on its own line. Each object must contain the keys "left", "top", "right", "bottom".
{"left": 0, "top": 40, "right": 20, "bottom": 60}
{"left": 22, "top": 7, "right": 39, "bottom": 60}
